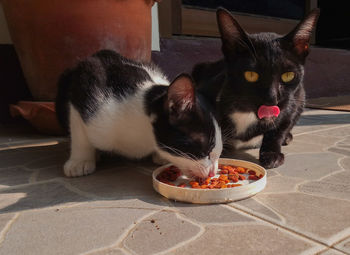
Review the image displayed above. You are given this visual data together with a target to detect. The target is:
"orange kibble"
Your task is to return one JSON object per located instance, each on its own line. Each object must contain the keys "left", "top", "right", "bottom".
{"left": 215, "top": 182, "right": 222, "bottom": 188}
{"left": 191, "top": 182, "right": 200, "bottom": 187}
{"left": 228, "top": 169, "right": 235, "bottom": 175}
{"left": 248, "top": 170, "right": 256, "bottom": 175}
{"left": 227, "top": 166, "right": 235, "bottom": 171}
{"left": 159, "top": 164, "right": 259, "bottom": 189}
{"left": 236, "top": 167, "right": 246, "bottom": 174}
{"left": 238, "top": 174, "right": 246, "bottom": 180}
{"left": 211, "top": 179, "right": 218, "bottom": 184}
{"left": 204, "top": 177, "right": 211, "bottom": 185}
{"left": 228, "top": 174, "right": 239, "bottom": 182}
{"left": 219, "top": 174, "right": 228, "bottom": 180}
{"left": 222, "top": 165, "right": 234, "bottom": 171}
{"left": 230, "top": 171, "right": 239, "bottom": 177}
{"left": 248, "top": 175, "right": 259, "bottom": 180}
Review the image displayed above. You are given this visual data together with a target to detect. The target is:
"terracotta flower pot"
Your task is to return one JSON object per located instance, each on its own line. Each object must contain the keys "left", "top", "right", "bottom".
{"left": 2, "top": 0, "right": 155, "bottom": 100}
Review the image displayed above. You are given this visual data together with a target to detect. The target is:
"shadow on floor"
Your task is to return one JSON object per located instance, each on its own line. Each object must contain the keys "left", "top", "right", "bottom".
{"left": 0, "top": 143, "right": 167, "bottom": 214}
{"left": 297, "top": 112, "right": 350, "bottom": 126}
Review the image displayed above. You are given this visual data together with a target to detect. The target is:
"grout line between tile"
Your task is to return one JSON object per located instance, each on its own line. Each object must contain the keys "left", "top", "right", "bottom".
{"left": 314, "top": 247, "right": 349, "bottom": 255}
{"left": 82, "top": 209, "right": 161, "bottom": 255}
{"left": 330, "top": 233, "right": 350, "bottom": 248}
{"left": 0, "top": 178, "right": 60, "bottom": 192}
{"left": 0, "top": 213, "right": 20, "bottom": 247}
{"left": 55, "top": 179, "right": 106, "bottom": 200}
{"left": 294, "top": 124, "right": 350, "bottom": 137}
{"left": 120, "top": 209, "right": 165, "bottom": 254}
{"left": 153, "top": 211, "right": 206, "bottom": 255}
{"left": 226, "top": 203, "right": 332, "bottom": 248}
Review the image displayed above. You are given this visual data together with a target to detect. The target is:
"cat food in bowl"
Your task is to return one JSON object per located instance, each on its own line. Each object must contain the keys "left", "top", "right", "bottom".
{"left": 152, "top": 158, "right": 267, "bottom": 204}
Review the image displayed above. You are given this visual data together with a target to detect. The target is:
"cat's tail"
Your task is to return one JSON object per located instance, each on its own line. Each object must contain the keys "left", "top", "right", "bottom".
{"left": 55, "top": 69, "right": 73, "bottom": 133}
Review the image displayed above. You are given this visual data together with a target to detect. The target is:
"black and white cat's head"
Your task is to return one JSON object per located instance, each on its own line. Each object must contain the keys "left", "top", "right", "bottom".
{"left": 216, "top": 8, "right": 320, "bottom": 120}
{"left": 147, "top": 74, "right": 223, "bottom": 178}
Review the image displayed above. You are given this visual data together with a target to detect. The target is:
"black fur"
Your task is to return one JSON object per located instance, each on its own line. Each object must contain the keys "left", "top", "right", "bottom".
{"left": 193, "top": 8, "right": 319, "bottom": 168}
{"left": 56, "top": 50, "right": 219, "bottom": 161}
{"left": 56, "top": 50, "right": 152, "bottom": 125}
{"left": 145, "top": 77, "right": 216, "bottom": 159}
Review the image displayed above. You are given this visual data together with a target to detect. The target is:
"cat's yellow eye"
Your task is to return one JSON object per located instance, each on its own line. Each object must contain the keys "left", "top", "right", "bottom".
{"left": 281, "top": 72, "right": 295, "bottom": 83}
{"left": 244, "top": 71, "right": 259, "bottom": 82}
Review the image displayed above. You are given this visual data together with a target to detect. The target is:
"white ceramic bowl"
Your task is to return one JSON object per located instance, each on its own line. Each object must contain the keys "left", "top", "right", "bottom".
{"left": 152, "top": 158, "right": 267, "bottom": 204}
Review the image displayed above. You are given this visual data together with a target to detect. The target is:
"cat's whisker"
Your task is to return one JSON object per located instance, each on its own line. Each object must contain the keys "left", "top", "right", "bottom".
{"left": 158, "top": 143, "right": 204, "bottom": 172}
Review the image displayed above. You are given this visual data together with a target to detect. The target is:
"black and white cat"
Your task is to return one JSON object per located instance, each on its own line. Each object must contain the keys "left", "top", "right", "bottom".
{"left": 193, "top": 8, "right": 319, "bottom": 169}
{"left": 55, "top": 50, "right": 222, "bottom": 178}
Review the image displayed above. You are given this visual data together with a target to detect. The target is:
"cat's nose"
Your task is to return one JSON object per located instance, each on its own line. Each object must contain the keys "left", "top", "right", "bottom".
{"left": 208, "top": 162, "right": 217, "bottom": 177}
{"left": 264, "top": 96, "right": 278, "bottom": 106}
{"left": 208, "top": 168, "right": 215, "bottom": 177}
{"left": 264, "top": 88, "right": 278, "bottom": 105}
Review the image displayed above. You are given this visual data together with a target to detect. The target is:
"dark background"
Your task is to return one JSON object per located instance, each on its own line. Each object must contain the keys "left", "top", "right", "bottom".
{"left": 183, "top": 0, "right": 305, "bottom": 19}
{"left": 183, "top": 0, "right": 350, "bottom": 50}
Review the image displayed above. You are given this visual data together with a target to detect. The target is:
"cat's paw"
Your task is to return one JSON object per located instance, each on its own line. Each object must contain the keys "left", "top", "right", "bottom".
{"left": 64, "top": 159, "right": 96, "bottom": 177}
{"left": 152, "top": 153, "right": 169, "bottom": 165}
{"left": 282, "top": 133, "right": 293, "bottom": 146}
{"left": 259, "top": 152, "right": 284, "bottom": 169}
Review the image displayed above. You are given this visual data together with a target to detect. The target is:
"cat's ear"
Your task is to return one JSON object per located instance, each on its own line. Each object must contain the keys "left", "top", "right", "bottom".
{"left": 167, "top": 74, "right": 196, "bottom": 123}
{"left": 216, "top": 7, "right": 254, "bottom": 58}
{"left": 283, "top": 9, "right": 320, "bottom": 58}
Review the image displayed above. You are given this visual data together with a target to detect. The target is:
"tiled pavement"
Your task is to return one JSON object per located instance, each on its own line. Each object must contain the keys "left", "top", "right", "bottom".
{"left": 0, "top": 109, "right": 350, "bottom": 255}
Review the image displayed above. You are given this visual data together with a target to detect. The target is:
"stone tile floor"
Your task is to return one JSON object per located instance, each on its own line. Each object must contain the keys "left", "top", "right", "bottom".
{"left": 0, "top": 109, "right": 350, "bottom": 255}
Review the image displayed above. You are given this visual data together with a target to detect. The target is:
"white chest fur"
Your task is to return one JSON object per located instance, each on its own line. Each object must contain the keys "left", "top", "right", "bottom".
{"left": 83, "top": 91, "right": 156, "bottom": 159}
{"left": 229, "top": 111, "right": 258, "bottom": 136}
{"left": 228, "top": 111, "right": 262, "bottom": 150}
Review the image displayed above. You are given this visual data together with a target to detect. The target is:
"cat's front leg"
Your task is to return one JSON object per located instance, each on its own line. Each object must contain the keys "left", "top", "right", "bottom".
{"left": 152, "top": 152, "right": 169, "bottom": 165}
{"left": 64, "top": 108, "right": 96, "bottom": 177}
{"left": 282, "top": 132, "right": 293, "bottom": 146}
{"left": 259, "top": 129, "right": 285, "bottom": 169}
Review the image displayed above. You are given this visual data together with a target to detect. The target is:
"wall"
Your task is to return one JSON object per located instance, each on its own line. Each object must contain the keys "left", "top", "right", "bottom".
{"left": 0, "top": 4, "right": 11, "bottom": 44}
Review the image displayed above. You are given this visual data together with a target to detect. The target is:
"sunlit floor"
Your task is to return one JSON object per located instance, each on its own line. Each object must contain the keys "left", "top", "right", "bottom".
{"left": 0, "top": 108, "right": 350, "bottom": 255}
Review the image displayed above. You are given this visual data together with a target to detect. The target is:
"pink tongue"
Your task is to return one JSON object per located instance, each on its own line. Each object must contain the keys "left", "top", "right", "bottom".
{"left": 258, "top": 105, "right": 280, "bottom": 119}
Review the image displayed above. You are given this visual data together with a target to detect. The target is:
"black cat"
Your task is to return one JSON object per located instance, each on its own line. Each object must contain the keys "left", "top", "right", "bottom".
{"left": 193, "top": 8, "right": 320, "bottom": 169}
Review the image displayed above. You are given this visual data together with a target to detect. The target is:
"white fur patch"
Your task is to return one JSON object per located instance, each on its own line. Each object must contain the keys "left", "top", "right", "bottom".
{"left": 65, "top": 105, "right": 96, "bottom": 177}
{"left": 120, "top": 59, "right": 169, "bottom": 86}
{"left": 231, "top": 135, "right": 263, "bottom": 150}
{"left": 84, "top": 87, "right": 157, "bottom": 159}
{"left": 229, "top": 111, "right": 258, "bottom": 136}
{"left": 143, "top": 65, "right": 169, "bottom": 85}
